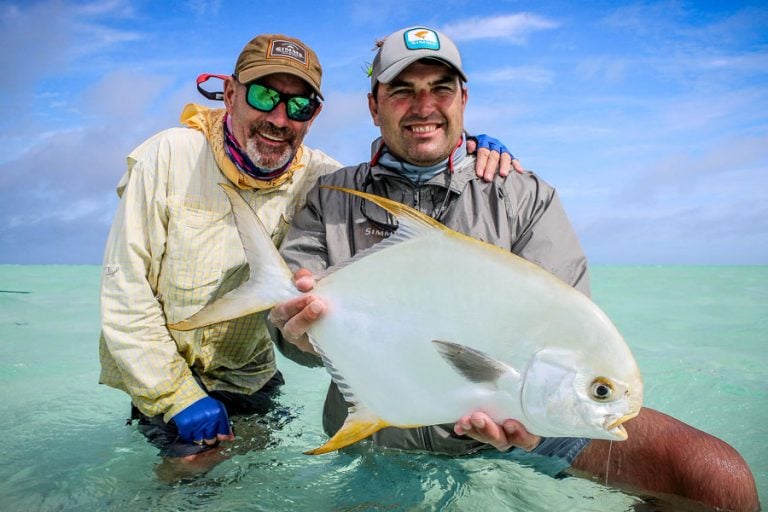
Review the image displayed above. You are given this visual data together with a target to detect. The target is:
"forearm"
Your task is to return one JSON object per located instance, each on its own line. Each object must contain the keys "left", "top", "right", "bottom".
{"left": 101, "top": 294, "right": 204, "bottom": 420}
{"left": 100, "top": 165, "right": 204, "bottom": 420}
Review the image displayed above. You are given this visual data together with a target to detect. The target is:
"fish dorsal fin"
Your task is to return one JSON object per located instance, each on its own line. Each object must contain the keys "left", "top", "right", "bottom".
{"left": 169, "top": 183, "right": 297, "bottom": 331}
{"left": 318, "top": 186, "right": 451, "bottom": 277}
{"left": 432, "top": 340, "right": 520, "bottom": 388}
{"left": 322, "top": 185, "right": 449, "bottom": 237}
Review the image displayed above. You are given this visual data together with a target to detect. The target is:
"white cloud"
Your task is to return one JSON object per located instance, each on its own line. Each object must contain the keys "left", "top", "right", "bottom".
{"left": 471, "top": 66, "right": 554, "bottom": 84}
{"left": 0, "top": 1, "right": 765, "bottom": 265}
{"left": 304, "top": 89, "right": 375, "bottom": 166}
{"left": 441, "top": 13, "right": 559, "bottom": 43}
{"left": 4, "top": 193, "right": 114, "bottom": 228}
{"left": 75, "top": 0, "right": 135, "bottom": 17}
{"left": 82, "top": 69, "right": 175, "bottom": 122}
{"left": 185, "top": 0, "right": 222, "bottom": 17}
{"left": 621, "top": 135, "right": 768, "bottom": 203}
{"left": 575, "top": 57, "right": 630, "bottom": 83}
{"left": 0, "top": 1, "right": 142, "bottom": 92}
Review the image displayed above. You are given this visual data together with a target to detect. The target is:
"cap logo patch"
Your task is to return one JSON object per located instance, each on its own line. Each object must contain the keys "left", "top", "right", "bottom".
{"left": 404, "top": 28, "right": 440, "bottom": 51}
{"left": 269, "top": 39, "right": 308, "bottom": 67}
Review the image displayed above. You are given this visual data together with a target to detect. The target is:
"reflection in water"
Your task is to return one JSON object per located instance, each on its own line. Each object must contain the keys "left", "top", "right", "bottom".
{"left": 153, "top": 405, "right": 300, "bottom": 484}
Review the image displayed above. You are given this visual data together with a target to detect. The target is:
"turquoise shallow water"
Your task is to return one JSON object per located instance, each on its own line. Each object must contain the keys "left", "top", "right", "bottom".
{"left": 0, "top": 265, "right": 765, "bottom": 511}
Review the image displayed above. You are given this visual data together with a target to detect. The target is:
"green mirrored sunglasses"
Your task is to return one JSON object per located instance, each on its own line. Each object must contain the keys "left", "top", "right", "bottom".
{"left": 243, "top": 81, "right": 320, "bottom": 122}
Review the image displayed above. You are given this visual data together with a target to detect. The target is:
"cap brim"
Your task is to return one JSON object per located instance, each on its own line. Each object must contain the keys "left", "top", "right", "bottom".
{"left": 238, "top": 64, "right": 323, "bottom": 99}
{"left": 374, "top": 54, "right": 468, "bottom": 87}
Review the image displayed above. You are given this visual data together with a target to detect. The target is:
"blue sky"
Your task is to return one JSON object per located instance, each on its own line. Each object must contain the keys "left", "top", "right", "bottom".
{"left": 0, "top": 0, "right": 766, "bottom": 264}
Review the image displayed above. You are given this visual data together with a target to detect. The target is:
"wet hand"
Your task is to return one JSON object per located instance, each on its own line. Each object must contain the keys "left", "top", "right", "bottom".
{"left": 292, "top": 268, "right": 315, "bottom": 293}
{"left": 454, "top": 412, "right": 540, "bottom": 452}
{"left": 268, "top": 269, "right": 325, "bottom": 355}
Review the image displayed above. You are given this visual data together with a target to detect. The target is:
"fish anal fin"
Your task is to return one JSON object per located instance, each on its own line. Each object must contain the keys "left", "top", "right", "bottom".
{"left": 432, "top": 339, "right": 519, "bottom": 388}
{"left": 304, "top": 410, "right": 391, "bottom": 455}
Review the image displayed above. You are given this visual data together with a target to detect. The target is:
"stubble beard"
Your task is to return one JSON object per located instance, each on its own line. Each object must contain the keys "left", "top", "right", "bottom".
{"left": 245, "top": 122, "right": 298, "bottom": 170}
{"left": 397, "top": 114, "right": 456, "bottom": 166}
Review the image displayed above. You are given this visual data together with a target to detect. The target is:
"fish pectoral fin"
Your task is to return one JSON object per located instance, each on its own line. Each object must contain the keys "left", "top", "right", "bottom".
{"left": 432, "top": 340, "right": 520, "bottom": 388}
{"left": 304, "top": 410, "right": 391, "bottom": 455}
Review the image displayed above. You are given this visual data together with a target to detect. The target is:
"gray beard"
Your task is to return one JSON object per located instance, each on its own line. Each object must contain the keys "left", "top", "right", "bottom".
{"left": 245, "top": 138, "right": 293, "bottom": 171}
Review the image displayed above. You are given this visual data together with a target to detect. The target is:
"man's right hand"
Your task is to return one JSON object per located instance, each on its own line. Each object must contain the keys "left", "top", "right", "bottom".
{"left": 172, "top": 396, "right": 234, "bottom": 446}
{"left": 454, "top": 412, "right": 541, "bottom": 452}
{"left": 268, "top": 269, "right": 326, "bottom": 355}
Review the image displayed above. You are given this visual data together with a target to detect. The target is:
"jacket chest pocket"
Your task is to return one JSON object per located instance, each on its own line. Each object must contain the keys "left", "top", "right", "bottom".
{"left": 161, "top": 204, "right": 242, "bottom": 313}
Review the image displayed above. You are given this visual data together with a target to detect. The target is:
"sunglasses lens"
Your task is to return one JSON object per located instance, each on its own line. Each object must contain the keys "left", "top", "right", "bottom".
{"left": 246, "top": 83, "right": 279, "bottom": 112}
{"left": 285, "top": 97, "right": 317, "bottom": 121}
{"left": 244, "top": 82, "right": 319, "bottom": 121}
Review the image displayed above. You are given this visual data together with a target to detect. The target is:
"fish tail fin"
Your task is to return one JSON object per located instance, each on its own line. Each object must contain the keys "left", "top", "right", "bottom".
{"left": 169, "top": 183, "right": 297, "bottom": 331}
{"left": 304, "top": 409, "right": 391, "bottom": 455}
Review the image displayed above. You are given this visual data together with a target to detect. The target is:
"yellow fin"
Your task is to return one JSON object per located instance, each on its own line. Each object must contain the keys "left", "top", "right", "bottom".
{"left": 304, "top": 412, "right": 391, "bottom": 455}
{"left": 321, "top": 186, "right": 448, "bottom": 233}
{"left": 320, "top": 185, "right": 515, "bottom": 255}
{"left": 320, "top": 186, "right": 568, "bottom": 279}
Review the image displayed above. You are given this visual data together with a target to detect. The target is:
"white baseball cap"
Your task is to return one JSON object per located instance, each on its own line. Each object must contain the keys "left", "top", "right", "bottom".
{"left": 370, "top": 26, "right": 467, "bottom": 90}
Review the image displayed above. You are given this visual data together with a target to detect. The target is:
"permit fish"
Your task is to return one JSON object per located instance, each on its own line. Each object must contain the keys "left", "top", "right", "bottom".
{"left": 171, "top": 183, "right": 643, "bottom": 455}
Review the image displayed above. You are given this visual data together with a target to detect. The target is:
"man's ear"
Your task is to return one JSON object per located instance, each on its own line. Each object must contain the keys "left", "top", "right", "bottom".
{"left": 223, "top": 77, "right": 237, "bottom": 113}
{"left": 368, "top": 92, "right": 380, "bottom": 127}
{"left": 305, "top": 101, "right": 323, "bottom": 128}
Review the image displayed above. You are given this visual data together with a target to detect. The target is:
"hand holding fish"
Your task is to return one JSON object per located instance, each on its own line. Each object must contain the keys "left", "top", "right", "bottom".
{"left": 454, "top": 412, "right": 540, "bottom": 452}
{"left": 268, "top": 269, "right": 326, "bottom": 355}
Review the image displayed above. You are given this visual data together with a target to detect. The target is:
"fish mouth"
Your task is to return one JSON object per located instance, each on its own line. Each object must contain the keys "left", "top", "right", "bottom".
{"left": 604, "top": 410, "right": 640, "bottom": 440}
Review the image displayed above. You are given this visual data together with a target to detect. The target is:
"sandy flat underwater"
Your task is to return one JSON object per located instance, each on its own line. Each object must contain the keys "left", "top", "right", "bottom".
{"left": 0, "top": 264, "right": 765, "bottom": 511}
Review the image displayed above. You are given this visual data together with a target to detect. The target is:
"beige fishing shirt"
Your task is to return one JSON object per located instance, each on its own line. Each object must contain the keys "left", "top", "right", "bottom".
{"left": 98, "top": 104, "right": 341, "bottom": 421}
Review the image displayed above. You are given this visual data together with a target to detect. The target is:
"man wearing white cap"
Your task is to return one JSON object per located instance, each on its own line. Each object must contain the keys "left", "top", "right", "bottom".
{"left": 270, "top": 26, "right": 760, "bottom": 512}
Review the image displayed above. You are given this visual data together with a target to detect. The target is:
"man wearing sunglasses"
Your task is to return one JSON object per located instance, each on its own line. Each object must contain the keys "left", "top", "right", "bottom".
{"left": 269, "top": 27, "right": 760, "bottom": 511}
{"left": 98, "top": 33, "right": 516, "bottom": 476}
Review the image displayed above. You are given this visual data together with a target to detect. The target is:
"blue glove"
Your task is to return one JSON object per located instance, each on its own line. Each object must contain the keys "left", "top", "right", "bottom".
{"left": 172, "top": 396, "right": 231, "bottom": 444}
{"left": 473, "top": 134, "right": 514, "bottom": 159}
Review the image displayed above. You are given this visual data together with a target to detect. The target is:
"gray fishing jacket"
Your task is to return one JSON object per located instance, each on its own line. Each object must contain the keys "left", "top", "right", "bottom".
{"left": 275, "top": 139, "right": 590, "bottom": 455}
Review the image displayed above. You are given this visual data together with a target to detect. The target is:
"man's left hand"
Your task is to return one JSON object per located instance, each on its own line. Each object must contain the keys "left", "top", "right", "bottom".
{"left": 467, "top": 134, "right": 525, "bottom": 182}
{"left": 454, "top": 412, "right": 541, "bottom": 452}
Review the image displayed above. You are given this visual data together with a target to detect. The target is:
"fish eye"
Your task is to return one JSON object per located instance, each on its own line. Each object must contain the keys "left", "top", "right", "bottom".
{"left": 590, "top": 378, "right": 614, "bottom": 401}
